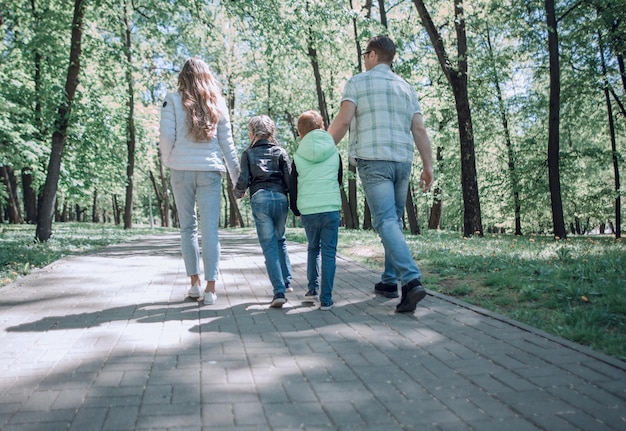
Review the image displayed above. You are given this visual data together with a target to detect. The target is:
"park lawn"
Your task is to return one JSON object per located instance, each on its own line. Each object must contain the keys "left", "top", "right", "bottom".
{"left": 298, "top": 227, "right": 625, "bottom": 362}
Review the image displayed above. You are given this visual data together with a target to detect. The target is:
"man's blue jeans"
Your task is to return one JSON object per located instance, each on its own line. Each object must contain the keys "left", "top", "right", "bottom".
{"left": 357, "top": 159, "right": 421, "bottom": 285}
{"left": 250, "top": 189, "right": 293, "bottom": 295}
{"left": 170, "top": 169, "right": 222, "bottom": 281}
{"left": 301, "top": 211, "right": 340, "bottom": 306}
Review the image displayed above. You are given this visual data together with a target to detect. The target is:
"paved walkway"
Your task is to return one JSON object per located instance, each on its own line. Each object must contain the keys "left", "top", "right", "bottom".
{"left": 0, "top": 230, "right": 624, "bottom": 431}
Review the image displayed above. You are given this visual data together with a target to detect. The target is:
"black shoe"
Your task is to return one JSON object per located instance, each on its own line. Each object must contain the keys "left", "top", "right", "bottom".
{"left": 270, "top": 293, "right": 287, "bottom": 308}
{"left": 304, "top": 289, "right": 318, "bottom": 301}
{"left": 374, "top": 281, "right": 399, "bottom": 298}
{"left": 395, "top": 279, "right": 426, "bottom": 313}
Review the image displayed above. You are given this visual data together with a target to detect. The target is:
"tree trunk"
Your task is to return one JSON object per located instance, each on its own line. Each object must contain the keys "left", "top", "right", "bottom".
{"left": 0, "top": 166, "right": 23, "bottom": 224}
{"left": 36, "top": 0, "right": 85, "bottom": 242}
{"left": 149, "top": 170, "right": 165, "bottom": 226}
{"left": 599, "top": 31, "right": 622, "bottom": 239}
{"left": 92, "top": 188, "right": 100, "bottom": 222}
{"left": 305, "top": 12, "right": 330, "bottom": 127}
{"left": 377, "top": 0, "right": 387, "bottom": 28}
{"left": 112, "top": 194, "right": 121, "bottom": 225}
{"left": 545, "top": 0, "right": 566, "bottom": 239}
{"left": 406, "top": 185, "right": 420, "bottom": 235}
{"left": 157, "top": 147, "right": 171, "bottom": 227}
{"left": 226, "top": 83, "right": 244, "bottom": 227}
{"left": 486, "top": 29, "right": 522, "bottom": 235}
{"left": 428, "top": 147, "right": 443, "bottom": 229}
{"left": 345, "top": 0, "right": 362, "bottom": 229}
{"left": 363, "top": 198, "right": 373, "bottom": 230}
{"left": 413, "top": 0, "right": 483, "bottom": 237}
{"left": 21, "top": 168, "right": 37, "bottom": 223}
{"left": 122, "top": 0, "right": 135, "bottom": 230}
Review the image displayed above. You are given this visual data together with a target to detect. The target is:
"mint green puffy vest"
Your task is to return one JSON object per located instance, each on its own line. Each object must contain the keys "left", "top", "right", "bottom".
{"left": 294, "top": 130, "right": 341, "bottom": 215}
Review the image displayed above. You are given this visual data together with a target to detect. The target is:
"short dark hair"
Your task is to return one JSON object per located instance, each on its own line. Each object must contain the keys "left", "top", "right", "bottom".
{"left": 366, "top": 35, "right": 396, "bottom": 64}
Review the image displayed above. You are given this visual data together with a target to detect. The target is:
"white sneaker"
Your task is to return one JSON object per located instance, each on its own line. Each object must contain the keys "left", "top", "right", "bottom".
{"left": 188, "top": 283, "right": 202, "bottom": 299}
{"left": 204, "top": 291, "right": 217, "bottom": 305}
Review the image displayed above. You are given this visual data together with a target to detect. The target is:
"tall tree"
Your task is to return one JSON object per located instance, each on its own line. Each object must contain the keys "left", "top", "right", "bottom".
{"left": 485, "top": 27, "right": 522, "bottom": 235}
{"left": 412, "top": 0, "right": 483, "bottom": 237}
{"left": 36, "top": 0, "right": 85, "bottom": 242}
{"left": 599, "top": 31, "right": 621, "bottom": 238}
{"left": 121, "top": 0, "right": 136, "bottom": 229}
{"left": 544, "top": 0, "right": 566, "bottom": 238}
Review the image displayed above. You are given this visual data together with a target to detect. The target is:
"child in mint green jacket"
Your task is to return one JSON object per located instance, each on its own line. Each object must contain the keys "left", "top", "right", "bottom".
{"left": 289, "top": 111, "right": 343, "bottom": 310}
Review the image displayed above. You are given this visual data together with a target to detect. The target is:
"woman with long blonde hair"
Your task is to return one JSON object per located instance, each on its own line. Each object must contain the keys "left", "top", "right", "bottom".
{"left": 159, "top": 57, "right": 240, "bottom": 305}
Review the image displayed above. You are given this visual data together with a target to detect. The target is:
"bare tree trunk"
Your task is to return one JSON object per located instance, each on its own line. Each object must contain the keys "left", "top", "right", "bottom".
{"left": 545, "top": 0, "right": 566, "bottom": 239}
{"left": 36, "top": 0, "right": 85, "bottom": 242}
{"left": 413, "top": 0, "right": 483, "bottom": 237}
{"left": 122, "top": 0, "right": 135, "bottom": 230}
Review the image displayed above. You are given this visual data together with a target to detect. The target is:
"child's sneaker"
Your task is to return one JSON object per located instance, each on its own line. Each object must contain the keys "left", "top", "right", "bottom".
{"left": 285, "top": 282, "right": 294, "bottom": 293}
{"left": 320, "top": 302, "right": 333, "bottom": 311}
{"left": 304, "top": 290, "right": 318, "bottom": 301}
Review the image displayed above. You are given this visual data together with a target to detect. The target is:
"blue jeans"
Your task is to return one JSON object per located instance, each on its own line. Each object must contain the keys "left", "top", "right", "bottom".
{"left": 250, "top": 189, "right": 293, "bottom": 294}
{"left": 301, "top": 211, "right": 340, "bottom": 306}
{"left": 357, "top": 159, "right": 421, "bottom": 285}
{"left": 170, "top": 169, "right": 222, "bottom": 280}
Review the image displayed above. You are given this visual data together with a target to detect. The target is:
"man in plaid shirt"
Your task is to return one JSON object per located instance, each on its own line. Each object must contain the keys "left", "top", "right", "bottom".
{"left": 328, "top": 35, "right": 434, "bottom": 313}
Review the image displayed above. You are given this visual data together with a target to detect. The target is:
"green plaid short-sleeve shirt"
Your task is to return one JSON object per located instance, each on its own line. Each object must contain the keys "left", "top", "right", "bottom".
{"left": 343, "top": 64, "right": 422, "bottom": 164}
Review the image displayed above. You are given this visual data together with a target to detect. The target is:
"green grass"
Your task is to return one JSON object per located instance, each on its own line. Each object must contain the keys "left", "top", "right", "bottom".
{"left": 285, "top": 227, "right": 626, "bottom": 361}
{"left": 0, "top": 223, "right": 170, "bottom": 287}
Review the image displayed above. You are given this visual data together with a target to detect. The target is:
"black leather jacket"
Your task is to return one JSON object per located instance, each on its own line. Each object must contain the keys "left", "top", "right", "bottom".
{"left": 234, "top": 139, "right": 291, "bottom": 199}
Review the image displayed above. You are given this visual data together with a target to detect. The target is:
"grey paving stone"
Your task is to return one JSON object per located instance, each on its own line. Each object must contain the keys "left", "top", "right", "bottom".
{"left": 0, "top": 231, "right": 624, "bottom": 430}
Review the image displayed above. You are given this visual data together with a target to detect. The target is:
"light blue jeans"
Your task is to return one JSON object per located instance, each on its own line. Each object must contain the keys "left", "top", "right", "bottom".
{"left": 170, "top": 169, "right": 222, "bottom": 281}
{"left": 250, "top": 189, "right": 293, "bottom": 295}
{"left": 357, "top": 159, "right": 421, "bottom": 285}
{"left": 301, "top": 211, "right": 340, "bottom": 307}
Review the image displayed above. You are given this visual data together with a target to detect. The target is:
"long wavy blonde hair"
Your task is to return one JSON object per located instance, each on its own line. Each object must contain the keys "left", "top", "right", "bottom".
{"left": 178, "top": 57, "right": 221, "bottom": 141}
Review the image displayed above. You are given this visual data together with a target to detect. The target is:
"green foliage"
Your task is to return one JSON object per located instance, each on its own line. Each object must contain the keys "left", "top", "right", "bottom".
{"left": 1, "top": 0, "right": 624, "bottom": 233}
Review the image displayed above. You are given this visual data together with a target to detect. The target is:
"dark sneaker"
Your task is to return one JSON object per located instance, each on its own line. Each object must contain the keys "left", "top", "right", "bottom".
{"left": 374, "top": 281, "right": 399, "bottom": 298}
{"left": 320, "top": 303, "right": 333, "bottom": 311}
{"left": 395, "top": 279, "right": 427, "bottom": 313}
{"left": 270, "top": 293, "right": 287, "bottom": 308}
{"left": 285, "top": 282, "right": 294, "bottom": 293}
{"left": 304, "top": 290, "right": 318, "bottom": 301}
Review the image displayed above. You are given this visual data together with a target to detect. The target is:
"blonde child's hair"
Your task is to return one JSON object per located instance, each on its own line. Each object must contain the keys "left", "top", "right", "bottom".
{"left": 297, "top": 110, "right": 324, "bottom": 138}
{"left": 248, "top": 115, "right": 277, "bottom": 145}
